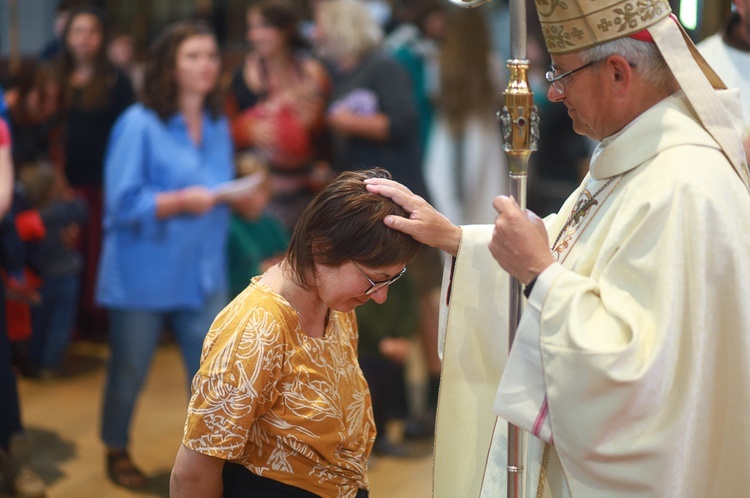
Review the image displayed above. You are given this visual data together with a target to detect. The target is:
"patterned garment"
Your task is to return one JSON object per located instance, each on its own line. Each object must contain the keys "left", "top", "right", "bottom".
{"left": 183, "top": 277, "right": 375, "bottom": 498}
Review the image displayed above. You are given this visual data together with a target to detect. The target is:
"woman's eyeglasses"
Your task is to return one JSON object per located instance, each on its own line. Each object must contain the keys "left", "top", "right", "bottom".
{"left": 351, "top": 260, "right": 406, "bottom": 295}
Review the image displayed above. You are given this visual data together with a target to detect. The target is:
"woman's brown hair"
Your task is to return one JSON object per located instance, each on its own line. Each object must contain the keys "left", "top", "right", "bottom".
{"left": 141, "top": 19, "right": 223, "bottom": 121}
{"left": 249, "top": 0, "right": 309, "bottom": 52}
{"left": 285, "top": 168, "right": 422, "bottom": 289}
{"left": 57, "top": 6, "right": 113, "bottom": 111}
{"left": 438, "top": 8, "right": 496, "bottom": 137}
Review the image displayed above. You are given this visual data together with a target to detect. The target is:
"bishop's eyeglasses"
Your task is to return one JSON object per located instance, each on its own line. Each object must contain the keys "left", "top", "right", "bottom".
{"left": 545, "top": 61, "right": 596, "bottom": 93}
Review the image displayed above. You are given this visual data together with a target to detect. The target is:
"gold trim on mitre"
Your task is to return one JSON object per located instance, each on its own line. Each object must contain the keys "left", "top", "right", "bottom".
{"left": 535, "top": 0, "right": 672, "bottom": 54}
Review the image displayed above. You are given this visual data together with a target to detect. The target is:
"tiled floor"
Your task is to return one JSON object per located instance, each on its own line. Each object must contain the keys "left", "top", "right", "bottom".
{"left": 5, "top": 341, "right": 433, "bottom": 498}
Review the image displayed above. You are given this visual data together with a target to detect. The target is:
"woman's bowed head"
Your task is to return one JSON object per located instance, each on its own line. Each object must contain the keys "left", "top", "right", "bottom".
{"left": 276, "top": 168, "right": 422, "bottom": 336}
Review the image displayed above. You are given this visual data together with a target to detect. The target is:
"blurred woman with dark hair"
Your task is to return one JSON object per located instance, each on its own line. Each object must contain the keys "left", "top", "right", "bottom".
{"left": 227, "top": 0, "right": 330, "bottom": 232}
{"left": 56, "top": 5, "right": 135, "bottom": 340}
{"left": 6, "top": 62, "right": 64, "bottom": 168}
{"left": 96, "top": 19, "right": 234, "bottom": 489}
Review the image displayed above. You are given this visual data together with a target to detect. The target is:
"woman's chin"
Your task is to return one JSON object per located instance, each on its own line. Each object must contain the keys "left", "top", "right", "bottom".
{"left": 332, "top": 299, "right": 368, "bottom": 313}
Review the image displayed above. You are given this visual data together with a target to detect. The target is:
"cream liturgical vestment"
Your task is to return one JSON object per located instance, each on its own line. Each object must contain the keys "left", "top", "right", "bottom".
{"left": 433, "top": 90, "right": 750, "bottom": 497}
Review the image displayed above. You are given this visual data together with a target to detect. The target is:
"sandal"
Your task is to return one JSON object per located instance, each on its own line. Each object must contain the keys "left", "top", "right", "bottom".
{"left": 106, "top": 450, "right": 148, "bottom": 489}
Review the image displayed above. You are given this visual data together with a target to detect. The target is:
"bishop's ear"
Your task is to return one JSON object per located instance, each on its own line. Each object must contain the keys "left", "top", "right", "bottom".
{"left": 606, "top": 55, "right": 634, "bottom": 95}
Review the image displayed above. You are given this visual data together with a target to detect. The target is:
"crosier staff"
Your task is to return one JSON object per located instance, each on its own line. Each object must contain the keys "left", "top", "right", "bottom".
{"left": 497, "top": 4, "right": 538, "bottom": 497}
{"left": 446, "top": 0, "right": 538, "bottom": 496}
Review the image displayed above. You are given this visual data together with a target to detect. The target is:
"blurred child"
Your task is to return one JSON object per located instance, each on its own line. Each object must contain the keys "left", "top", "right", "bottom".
{"left": 16, "top": 158, "right": 87, "bottom": 378}
{"left": 227, "top": 154, "right": 289, "bottom": 298}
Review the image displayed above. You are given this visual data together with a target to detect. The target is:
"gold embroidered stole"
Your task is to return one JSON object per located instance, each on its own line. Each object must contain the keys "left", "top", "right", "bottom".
{"left": 536, "top": 174, "right": 623, "bottom": 498}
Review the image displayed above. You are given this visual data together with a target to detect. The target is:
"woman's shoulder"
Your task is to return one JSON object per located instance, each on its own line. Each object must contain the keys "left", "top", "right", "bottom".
{"left": 199, "top": 283, "right": 292, "bottom": 380}
{"left": 111, "top": 103, "right": 165, "bottom": 137}
{"left": 118, "top": 102, "right": 156, "bottom": 121}
{"left": 225, "top": 278, "right": 297, "bottom": 335}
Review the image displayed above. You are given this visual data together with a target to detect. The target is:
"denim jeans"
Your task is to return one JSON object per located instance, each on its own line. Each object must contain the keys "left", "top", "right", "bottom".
{"left": 30, "top": 273, "right": 80, "bottom": 372}
{"left": 100, "top": 290, "right": 227, "bottom": 448}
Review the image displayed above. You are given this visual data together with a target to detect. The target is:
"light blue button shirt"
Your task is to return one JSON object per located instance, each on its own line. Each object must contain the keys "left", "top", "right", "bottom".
{"left": 96, "top": 103, "right": 233, "bottom": 310}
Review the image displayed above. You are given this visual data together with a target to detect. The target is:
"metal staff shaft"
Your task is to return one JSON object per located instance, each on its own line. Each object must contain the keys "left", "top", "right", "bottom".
{"left": 500, "top": 1, "right": 539, "bottom": 497}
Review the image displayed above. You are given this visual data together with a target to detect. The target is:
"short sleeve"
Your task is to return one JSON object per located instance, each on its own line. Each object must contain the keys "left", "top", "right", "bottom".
{"left": 183, "top": 299, "right": 287, "bottom": 460}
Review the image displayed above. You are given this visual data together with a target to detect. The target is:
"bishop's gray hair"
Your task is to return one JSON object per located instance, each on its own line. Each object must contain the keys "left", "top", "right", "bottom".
{"left": 578, "top": 36, "right": 674, "bottom": 89}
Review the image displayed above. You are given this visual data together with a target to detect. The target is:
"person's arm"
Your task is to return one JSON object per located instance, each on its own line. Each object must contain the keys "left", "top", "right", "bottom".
{"left": 0, "top": 143, "right": 12, "bottom": 219}
{"left": 329, "top": 57, "right": 417, "bottom": 144}
{"left": 155, "top": 186, "right": 217, "bottom": 219}
{"left": 170, "top": 444, "right": 224, "bottom": 498}
{"left": 103, "top": 108, "right": 159, "bottom": 228}
{"left": 487, "top": 195, "right": 556, "bottom": 285}
{"left": 365, "top": 178, "right": 462, "bottom": 256}
{"left": 0, "top": 118, "right": 12, "bottom": 218}
{"left": 327, "top": 108, "right": 389, "bottom": 142}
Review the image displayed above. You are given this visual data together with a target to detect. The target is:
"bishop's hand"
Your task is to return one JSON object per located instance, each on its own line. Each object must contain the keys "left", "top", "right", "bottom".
{"left": 365, "top": 178, "right": 462, "bottom": 256}
{"left": 489, "top": 195, "right": 555, "bottom": 285}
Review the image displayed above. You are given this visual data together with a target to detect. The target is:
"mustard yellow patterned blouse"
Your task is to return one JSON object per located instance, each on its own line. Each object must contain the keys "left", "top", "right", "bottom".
{"left": 183, "top": 277, "right": 376, "bottom": 497}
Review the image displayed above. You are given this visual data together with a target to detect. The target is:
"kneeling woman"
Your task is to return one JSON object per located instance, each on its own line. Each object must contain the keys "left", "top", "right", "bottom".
{"left": 170, "top": 168, "right": 421, "bottom": 498}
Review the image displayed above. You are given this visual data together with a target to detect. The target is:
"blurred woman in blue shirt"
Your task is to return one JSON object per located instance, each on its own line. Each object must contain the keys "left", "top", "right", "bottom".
{"left": 95, "top": 20, "right": 234, "bottom": 490}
